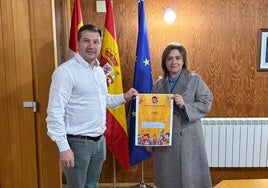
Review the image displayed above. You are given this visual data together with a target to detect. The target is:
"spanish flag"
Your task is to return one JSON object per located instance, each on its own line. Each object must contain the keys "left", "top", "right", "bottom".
{"left": 68, "top": 0, "right": 83, "bottom": 59}
{"left": 100, "top": 0, "right": 130, "bottom": 170}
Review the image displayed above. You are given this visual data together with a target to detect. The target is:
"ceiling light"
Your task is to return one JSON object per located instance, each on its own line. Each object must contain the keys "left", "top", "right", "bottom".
{"left": 164, "top": 8, "right": 176, "bottom": 24}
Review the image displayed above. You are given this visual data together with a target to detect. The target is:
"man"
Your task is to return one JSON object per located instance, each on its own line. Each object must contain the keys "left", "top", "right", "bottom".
{"left": 46, "top": 24, "right": 138, "bottom": 188}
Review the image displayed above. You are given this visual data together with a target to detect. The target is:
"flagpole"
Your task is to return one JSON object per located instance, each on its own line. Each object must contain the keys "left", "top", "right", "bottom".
{"left": 139, "top": 161, "right": 146, "bottom": 188}
{"left": 113, "top": 156, "right": 117, "bottom": 188}
{"left": 63, "top": 0, "right": 70, "bottom": 61}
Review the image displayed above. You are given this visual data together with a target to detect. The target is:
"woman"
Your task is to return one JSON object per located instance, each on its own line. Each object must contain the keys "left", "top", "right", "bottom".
{"left": 151, "top": 42, "right": 213, "bottom": 188}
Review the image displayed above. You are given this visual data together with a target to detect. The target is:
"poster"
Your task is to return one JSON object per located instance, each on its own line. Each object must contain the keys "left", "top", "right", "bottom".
{"left": 135, "top": 94, "right": 173, "bottom": 146}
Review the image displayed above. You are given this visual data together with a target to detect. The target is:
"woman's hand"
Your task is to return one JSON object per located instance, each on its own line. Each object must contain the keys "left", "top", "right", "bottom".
{"left": 173, "top": 93, "right": 184, "bottom": 109}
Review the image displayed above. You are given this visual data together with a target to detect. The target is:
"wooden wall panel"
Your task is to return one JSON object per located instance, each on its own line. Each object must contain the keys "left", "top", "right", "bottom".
{"left": 60, "top": 0, "right": 268, "bottom": 184}
{"left": 29, "top": 0, "right": 62, "bottom": 187}
{"left": 0, "top": 0, "right": 13, "bottom": 187}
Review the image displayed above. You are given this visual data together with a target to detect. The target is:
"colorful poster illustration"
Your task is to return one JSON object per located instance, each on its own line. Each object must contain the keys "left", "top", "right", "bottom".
{"left": 135, "top": 94, "right": 173, "bottom": 146}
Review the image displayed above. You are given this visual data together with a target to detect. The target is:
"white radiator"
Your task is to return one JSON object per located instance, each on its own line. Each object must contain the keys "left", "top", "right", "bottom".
{"left": 201, "top": 118, "right": 268, "bottom": 167}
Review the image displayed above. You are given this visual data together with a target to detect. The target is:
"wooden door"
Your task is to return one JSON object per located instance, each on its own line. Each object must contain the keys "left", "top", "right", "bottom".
{"left": 0, "top": 0, "right": 61, "bottom": 187}
{"left": 0, "top": 0, "right": 38, "bottom": 187}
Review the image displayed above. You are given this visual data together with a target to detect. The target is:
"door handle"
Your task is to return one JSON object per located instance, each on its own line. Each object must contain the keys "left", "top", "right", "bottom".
{"left": 23, "top": 101, "right": 37, "bottom": 112}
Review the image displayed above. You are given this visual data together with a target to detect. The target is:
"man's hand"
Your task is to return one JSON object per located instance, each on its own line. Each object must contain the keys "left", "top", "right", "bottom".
{"left": 60, "top": 149, "right": 75, "bottom": 168}
{"left": 124, "top": 88, "right": 139, "bottom": 102}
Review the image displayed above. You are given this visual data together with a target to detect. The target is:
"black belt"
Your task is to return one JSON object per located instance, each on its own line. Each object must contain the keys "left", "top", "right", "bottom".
{"left": 67, "top": 134, "right": 102, "bottom": 141}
